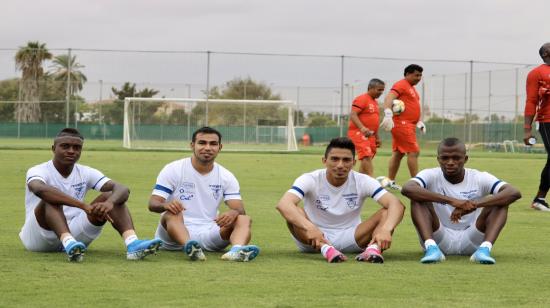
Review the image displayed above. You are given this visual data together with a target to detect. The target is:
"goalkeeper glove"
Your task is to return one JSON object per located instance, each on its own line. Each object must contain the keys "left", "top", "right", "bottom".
{"left": 380, "top": 108, "right": 394, "bottom": 131}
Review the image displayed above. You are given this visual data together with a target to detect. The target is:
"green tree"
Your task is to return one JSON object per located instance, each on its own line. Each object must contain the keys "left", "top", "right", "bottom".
{"left": 425, "top": 113, "right": 451, "bottom": 124}
{"left": 192, "top": 77, "right": 284, "bottom": 126}
{"left": 0, "top": 78, "right": 19, "bottom": 122}
{"left": 306, "top": 112, "right": 337, "bottom": 127}
{"left": 49, "top": 54, "right": 87, "bottom": 95}
{"left": 15, "top": 41, "right": 52, "bottom": 122}
{"left": 103, "top": 82, "right": 160, "bottom": 124}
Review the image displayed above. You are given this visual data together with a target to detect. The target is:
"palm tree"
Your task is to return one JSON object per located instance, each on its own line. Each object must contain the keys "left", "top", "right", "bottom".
{"left": 50, "top": 54, "right": 87, "bottom": 95}
{"left": 15, "top": 41, "right": 52, "bottom": 122}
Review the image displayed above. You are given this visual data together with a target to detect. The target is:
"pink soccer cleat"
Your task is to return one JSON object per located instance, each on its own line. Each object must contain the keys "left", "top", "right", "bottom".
{"left": 355, "top": 246, "right": 384, "bottom": 263}
{"left": 325, "top": 246, "right": 347, "bottom": 263}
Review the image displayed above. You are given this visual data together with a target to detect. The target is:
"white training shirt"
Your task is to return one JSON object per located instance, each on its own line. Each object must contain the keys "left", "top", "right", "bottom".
{"left": 25, "top": 160, "right": 111, "bottom": 222}
{"left": 411, "top": 167, "right": 506, "bottom": 230}
{"left": 152, "top": 157, "right": 241, "bottom": 226}
{"left": 288, "top": 169, "right": 387, "bottom": 230}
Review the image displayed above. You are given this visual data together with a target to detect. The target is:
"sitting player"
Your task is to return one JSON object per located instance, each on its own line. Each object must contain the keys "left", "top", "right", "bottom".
{"left": 276, "top": 137, "right": 405, "bottom": 263}
{"left": 148, "top": 127, "right": 260, "bottom": 262}
{"left": 401, "top": 137, "right": 521, "bottom": 264}
{"left": 19, "top": 128, "right": 161, "bottom": 262}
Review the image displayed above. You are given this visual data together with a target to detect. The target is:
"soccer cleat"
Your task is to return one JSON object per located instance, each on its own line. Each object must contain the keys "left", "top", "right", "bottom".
{"left": 420, "top": 245, "right": 445, "bottom": 264}
{"left": 470, "top": 247, "right": 495, "bottom": 264}
{"left": 221, "top": 245, "right": 260, "bottom": 262}
{"left": 531, "top": 198, "right": 550, "bottom": 212}
{"left": 65, "top": 241, "right": 86, "bottom": 262}
{"left": 388, "top": 181, "right": 402, "bottom": 191}
{"left": 325, "top": 246, "right": 347, "bottom": 263}
{"left": 184, "top": 240, "right": 206, "bottom": 261}
{"left": 355, "top": 247, "right": 384, "bottom": 263}
{"left": 126, "top": 238, "right": 162, "bottom": 260}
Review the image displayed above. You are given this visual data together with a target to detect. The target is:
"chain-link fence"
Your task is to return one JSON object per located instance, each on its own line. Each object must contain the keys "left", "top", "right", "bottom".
{"left": 0, "top": 48, "right": 538, "bottom": 150}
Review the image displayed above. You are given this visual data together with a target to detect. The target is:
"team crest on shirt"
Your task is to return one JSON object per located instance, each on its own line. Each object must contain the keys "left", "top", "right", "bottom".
{"left": 343, "top": 193, "right": 359, "bottom": 209}
{"left": 315, "top": 194, "right": 330, "bottom": 211}
{"left": 459, "top": 189, "right": 478, "bottom": 200}
{"left": 72, "top": 182, "right": 86, "bottom": 199}
{"left": 178, "top": 182, "right": 195, "bottom": 201}
{"left": 209, "top": 184, "right": 222, "bottom": 200}
{"left": 409, "top": 89, "right": 416, "bottom": 97}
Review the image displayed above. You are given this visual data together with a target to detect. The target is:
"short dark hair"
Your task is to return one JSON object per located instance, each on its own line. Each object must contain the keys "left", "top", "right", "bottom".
{"left": 437, "top": 137, "right": 465, "bottom": 154}
{"left": 367, "top": 78, "right": 385, "bottom": 90}
{"left": 55, "top": 128, "right": 84, "bottom": 140}
{"left": 540, "top": 43, "right": 550, "bottom": 59}
{"left": 324, "top": 137, "right": 355, "bottom": 158}
{"left": 404, "top": 64, "right": 423, "bottom": 76}
{"left": 192, "top": 126, "right": 222, "bottom": 143}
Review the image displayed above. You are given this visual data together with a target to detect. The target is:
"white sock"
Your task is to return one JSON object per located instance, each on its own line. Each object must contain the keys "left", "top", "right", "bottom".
{"left": 366, "top": 243, "right": 380, "bottom": 251}
{"left": 61, "top": 235, "right": 76, "bottom": 249}
{"left": 124, "top": 234, "right": 138, "bottom": 247}
{"left": 480, "top": 241, "right": 493, "bottom": 251}
{"left": 320, "top": 244, "right": 332, "bottom": 257}
{"left": 424, "top": 239, "right": 437, "bottom": 248}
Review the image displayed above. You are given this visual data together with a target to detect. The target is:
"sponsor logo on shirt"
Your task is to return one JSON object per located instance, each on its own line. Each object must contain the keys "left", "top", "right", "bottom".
{"left": 459, "top": 189, "right": 478, "bottom": 200}
{"left": 178, "top": 182, "right": 195, "bottom": 201}
{"left": 315, "top": 194, "right": 330, "bottom": 211}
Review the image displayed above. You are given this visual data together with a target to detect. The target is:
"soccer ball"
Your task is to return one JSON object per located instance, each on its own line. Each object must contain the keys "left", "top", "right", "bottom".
{"left": 375, "top": 176, "right": 391, "bottom": 188}
{"left": 392, "top": 99, "right": 405, "bottom": 115}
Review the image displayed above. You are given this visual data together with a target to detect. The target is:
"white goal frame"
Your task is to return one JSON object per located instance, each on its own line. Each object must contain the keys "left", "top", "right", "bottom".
{"left": 123, "top": 97, "right": 298, "bottom": 151}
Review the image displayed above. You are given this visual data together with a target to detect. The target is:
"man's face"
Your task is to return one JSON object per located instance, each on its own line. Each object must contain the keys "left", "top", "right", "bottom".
{"left": 437, "top": 145, "right": 468, "bottom": 178}
{"left": 52, "top": 136, "right": 83, "bottom": 166}
{"left": 323, "top": 148, "right": 355, "bottom": 181}
{"left": 405, "top": 70, "right": 423, "bottom": 86}
{"left": 369, "top": 84, "right": 385, "bottom": 99}
{"left": 191, "top": 133, "right": 221, "bottom": 164}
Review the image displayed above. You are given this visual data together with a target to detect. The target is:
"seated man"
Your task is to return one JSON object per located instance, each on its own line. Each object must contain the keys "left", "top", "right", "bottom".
{"left": 401, "top": 137, "right": 521, "bottom": 264}
{"left": 148, "top": 127, "right": 260, "bottom": 262}
{"left": 276, "top": 137, "right": 405, "bottom": 263}
{"left": 20, "top": 128, "right": 161, "bottom": 262}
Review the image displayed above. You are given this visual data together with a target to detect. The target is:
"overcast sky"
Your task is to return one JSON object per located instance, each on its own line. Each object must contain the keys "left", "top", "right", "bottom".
{"left": 1, "top": 0, "right": 549, "bottom": 114}
{"left": 3, "top": 0, "right": 549, "bottom": 61}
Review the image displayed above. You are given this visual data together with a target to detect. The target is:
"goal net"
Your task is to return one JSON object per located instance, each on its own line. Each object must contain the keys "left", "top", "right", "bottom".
{"left": 123, "top": 97, "right": 298, "bottom": 151}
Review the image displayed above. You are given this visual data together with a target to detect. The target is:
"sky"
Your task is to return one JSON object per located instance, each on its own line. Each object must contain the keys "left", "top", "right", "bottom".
{"left": 1, "top": 0, "right": 550, "bottom": 115}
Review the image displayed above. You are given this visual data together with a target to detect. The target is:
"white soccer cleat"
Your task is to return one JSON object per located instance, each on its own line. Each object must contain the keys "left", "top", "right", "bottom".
{"left": 531, "top": 198, "right": 550, "bottom": 212}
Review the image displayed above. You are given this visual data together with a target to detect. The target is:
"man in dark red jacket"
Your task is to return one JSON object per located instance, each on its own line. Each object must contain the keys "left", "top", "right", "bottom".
{"left": 524, "top": 42, "right": 550, "bottom": 211}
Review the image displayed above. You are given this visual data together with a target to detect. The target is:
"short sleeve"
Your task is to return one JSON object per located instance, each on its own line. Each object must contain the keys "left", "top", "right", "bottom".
{"left": 288, "top": 174, "right": 315, "bottom": 200}
{"left": 361, "top": 175, "right": 387, "bottom": 201}
{"left": 351, "top": 96, "right": 367, "bottom": 113}
{"left": 223, "top": 172, "right": 241, "bottom": 201}
{"left": 152, "top": 163, "right": 179, "bottom": 199}
{"left": 26, "top": 165, "right": 47, "bottom": 185}
{"left": 84, "top": 166, "right": 111, "bottom": 191}
{"left": 477, "top": 171, "right": 506, "bottom": 195}
{"left": 390, "top": 81, "right": 405, "bottom": 97}
{"left": 411, "top": 169, "right": 435, "bottom": 189}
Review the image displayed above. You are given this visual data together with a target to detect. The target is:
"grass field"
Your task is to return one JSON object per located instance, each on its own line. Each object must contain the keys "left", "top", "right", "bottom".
{"left": 1, "top": 140, "right": 550, "bottom": 307}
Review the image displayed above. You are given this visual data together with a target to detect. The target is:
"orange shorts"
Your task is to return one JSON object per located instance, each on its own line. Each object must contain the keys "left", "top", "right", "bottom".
{"left": 391, "top": 124, "right": 419, "bottom": 153}
{"left": 348, "top": 130, "right": 377, "bottom": 160}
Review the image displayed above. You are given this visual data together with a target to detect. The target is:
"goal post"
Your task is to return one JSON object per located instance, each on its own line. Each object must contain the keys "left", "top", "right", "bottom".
{"left": 123, "top": 97, "right": 298, "bottom": 151}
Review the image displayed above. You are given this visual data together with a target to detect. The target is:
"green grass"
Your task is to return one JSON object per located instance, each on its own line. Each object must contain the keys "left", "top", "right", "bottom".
{"left": 1, "top": 146, "right": 550, "bottom": 307}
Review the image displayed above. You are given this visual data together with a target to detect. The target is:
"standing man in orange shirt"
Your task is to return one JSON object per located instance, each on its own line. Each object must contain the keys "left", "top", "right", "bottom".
{"left": 347, "top": 79, "right": 385, "bottom": 176}
{"left": 380, "top": 64, "right": 426, "bottom": 190}
{"left": 524, "top": 42, "right": 550, "bottom": 211}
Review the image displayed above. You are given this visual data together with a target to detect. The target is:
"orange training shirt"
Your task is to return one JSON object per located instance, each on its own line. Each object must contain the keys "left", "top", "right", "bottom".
{"left": 524, "top": 64, "right": 550, "bottom": 122}
{"left": 348, "top": 93, "right": 380, "bottom": 132}
{"left": 390, "top": 79, "right": 421, "bottom": 125}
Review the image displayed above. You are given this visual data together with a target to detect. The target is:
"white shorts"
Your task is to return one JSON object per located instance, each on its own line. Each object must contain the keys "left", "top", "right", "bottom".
{"left": 423, "top": 225, "right": 485, "bottom": 255}
{"left": 155, "top": 221, "right": 229, "bottom": 252}
{"left": 293, "top": 224, "right": 362, "bottom": 253}
{"left": 19, "top": 210, "right": 103, "bottom": 252}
